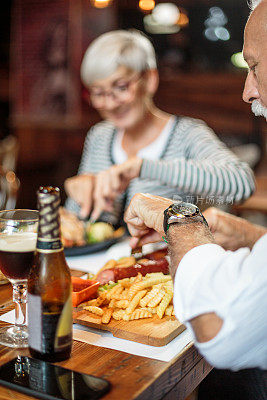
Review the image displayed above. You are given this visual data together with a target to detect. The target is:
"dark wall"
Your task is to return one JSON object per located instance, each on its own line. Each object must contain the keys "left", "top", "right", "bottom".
{"left": 118, "top": 0, "right": 249, "bottom": 73}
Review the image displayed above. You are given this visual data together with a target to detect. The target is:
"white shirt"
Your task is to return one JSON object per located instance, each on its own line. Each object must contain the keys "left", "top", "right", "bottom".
{"left": 112, "top": 116, "right": 175, "bottom": 164}
{"left": 173, "top": 234, "right": 267, "bottom": 370}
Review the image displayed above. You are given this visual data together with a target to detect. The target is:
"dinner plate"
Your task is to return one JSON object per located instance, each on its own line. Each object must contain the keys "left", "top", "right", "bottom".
{"left": 64, "top": 233, "right": 127, "bottom": 257}
{"left": 104, "top": 240, "right": 131, "bottom": 261}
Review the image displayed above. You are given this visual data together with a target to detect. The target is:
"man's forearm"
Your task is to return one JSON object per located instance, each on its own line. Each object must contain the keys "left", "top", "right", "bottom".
{"left": 204, "top": 207, "right": 267, "bottom": 251}
{"left": 232, "top": 217, "right": 266, "bottom": 249}
{"left": 167, "top": 221, "right": 215, "bottom": 280}
{"left": 168, "top": 221, "right": 223, "bottom": 343}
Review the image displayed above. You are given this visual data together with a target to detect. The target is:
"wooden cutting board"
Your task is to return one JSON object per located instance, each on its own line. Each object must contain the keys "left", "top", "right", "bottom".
{"left": 73, "top": 309, "right": 185, "bottom": 346}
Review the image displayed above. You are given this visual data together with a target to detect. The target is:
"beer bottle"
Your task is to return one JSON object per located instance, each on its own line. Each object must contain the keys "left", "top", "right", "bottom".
{"left": 28, "top": 186, "right": 72, "bottom": 362}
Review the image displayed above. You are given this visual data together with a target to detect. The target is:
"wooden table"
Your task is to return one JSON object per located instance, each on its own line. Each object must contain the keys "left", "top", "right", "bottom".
{"left": 0, "top": 282, "right": 212, "bottom": 400}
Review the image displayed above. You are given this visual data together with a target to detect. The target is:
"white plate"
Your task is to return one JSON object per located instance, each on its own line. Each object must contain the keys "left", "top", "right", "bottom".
{"left": 104, "top": 240, "right": 131, "bottom": 261}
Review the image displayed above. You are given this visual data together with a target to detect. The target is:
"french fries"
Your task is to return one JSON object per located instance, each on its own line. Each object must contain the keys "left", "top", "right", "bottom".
{"left": 157, "top": 292, "right": 173, "bottom": 319}
{"left": 125, "top": 290, "right": 147, "bottom": 315}
{"left": 81, "top": 272, "right": 175, "bottom": 323}
{"left": 139, "top": 284, "right": 162, "bottom": 308}
{"left": 101, "top": 308, "right": 113, "bottom": 324}
{"left": 83, "top": 306, "right": 104, "bottom": 316}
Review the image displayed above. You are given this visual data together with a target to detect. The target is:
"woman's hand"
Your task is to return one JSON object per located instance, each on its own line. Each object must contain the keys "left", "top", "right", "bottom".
{"left": 65, "top": 157, "right": 143, "bottom": 221}
{"left": 124, "top": 193, "right": 172, "bottom": 248}
{"left": 91, "top": 157, "right": 143, "bottom": 220}
{"left": 64, "top": 174, "right": 95, "bottom": 219}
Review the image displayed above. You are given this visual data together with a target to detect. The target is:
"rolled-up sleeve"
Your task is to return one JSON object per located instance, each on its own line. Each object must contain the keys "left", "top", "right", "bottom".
{"left": 173, "top": 235, "right": 267, "bottom": 370}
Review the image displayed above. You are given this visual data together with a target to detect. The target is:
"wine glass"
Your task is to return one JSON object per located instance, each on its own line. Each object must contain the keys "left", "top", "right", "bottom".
{"left": 0, "top": 209, "right": 38, "bottom": 348}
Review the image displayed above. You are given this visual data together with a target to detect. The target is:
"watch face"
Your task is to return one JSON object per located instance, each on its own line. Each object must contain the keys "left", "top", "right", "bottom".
{"left": 170, "top": 202, "right": 199, "bottom": 217}
{"left": 164, "top": 202, "right": 203, "bottom": 234}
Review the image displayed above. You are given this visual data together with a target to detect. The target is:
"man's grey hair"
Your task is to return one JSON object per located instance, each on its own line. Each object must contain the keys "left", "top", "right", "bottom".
{"left": 249, "top": 0, "right": 263, "bottom": 10}
{"left": 81, "top": 30, "right": 157, "bottom": 87}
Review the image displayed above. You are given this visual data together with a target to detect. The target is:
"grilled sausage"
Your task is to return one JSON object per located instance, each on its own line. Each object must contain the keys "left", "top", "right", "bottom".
{"left": 96, "top": 258, "right": 169, "bottom": 285}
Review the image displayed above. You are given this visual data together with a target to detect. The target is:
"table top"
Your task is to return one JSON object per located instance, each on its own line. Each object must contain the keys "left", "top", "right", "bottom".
{"left": 0, "top": 249, "right": 212, "bottom": 400}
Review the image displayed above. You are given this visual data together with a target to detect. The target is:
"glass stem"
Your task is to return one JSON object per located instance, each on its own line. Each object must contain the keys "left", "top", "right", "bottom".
{"left": 12, "top": 281, "right": 27, "bottom": 328}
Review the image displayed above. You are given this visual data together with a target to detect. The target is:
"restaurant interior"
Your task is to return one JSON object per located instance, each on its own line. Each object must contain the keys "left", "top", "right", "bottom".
{"left": 0, "top": 0, "right": 266, "bottom": 399}
{"left": 0, "top": 0, "right": 266, "bottom": 215}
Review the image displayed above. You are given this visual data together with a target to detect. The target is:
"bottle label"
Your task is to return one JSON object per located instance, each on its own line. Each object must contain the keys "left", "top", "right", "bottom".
{"left": 36, "top": 238, "right": 63, "bottom": 253}
{"left": 28, "top": 294, "right": 72, "bottom": 354}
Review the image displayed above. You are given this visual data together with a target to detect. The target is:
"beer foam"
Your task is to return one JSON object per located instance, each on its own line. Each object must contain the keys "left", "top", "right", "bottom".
{"left": 0, "top": 232, "right": 37, "bottom": 252}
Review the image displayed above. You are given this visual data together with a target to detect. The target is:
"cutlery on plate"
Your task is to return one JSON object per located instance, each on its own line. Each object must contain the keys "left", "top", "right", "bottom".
{"left": 131, "top": 244, "right": 143, "bottom": 260}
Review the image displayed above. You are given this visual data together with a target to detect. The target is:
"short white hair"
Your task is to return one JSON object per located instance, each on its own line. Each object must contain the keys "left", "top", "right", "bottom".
{"left": 80, "top": 30, "right": 157, "bottom": 87}
{"left": 249, "top": 0, "right": 263, "bottom": 10}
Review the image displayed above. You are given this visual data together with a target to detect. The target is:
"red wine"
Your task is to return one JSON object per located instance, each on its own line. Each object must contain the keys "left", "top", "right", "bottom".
{"left": 0, "top": 232, "right": 37, "bottom": 279}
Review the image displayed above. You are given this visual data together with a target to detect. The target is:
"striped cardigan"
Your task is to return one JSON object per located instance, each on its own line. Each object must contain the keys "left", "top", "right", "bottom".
{"left": 66, "top": 116, "right": 255, "bottom": 224}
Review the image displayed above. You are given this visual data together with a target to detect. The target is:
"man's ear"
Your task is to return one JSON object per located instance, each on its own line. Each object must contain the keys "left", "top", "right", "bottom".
{"left": 145, "top": 69, "right": 159, "bottom": 95}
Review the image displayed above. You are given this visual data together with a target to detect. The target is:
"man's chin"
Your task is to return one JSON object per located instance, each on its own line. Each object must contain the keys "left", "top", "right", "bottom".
{"left": 251, "top": 100, "right": 267, "bottom": 121}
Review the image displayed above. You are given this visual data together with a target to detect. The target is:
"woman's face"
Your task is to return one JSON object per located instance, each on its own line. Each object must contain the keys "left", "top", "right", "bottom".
{"left": 88, "top": 66, "right": 152, "bottom": 130}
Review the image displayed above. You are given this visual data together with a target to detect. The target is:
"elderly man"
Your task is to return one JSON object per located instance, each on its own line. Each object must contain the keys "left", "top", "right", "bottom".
{"left": 124, "top": 0, "right": 267, "bottom": 373}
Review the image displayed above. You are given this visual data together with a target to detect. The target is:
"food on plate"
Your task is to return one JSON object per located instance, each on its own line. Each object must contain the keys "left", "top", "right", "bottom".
{"left": 60, "top": 208, "right": 86, "bottom": 247}
{"left": 80, "top": 272, "right": 175, "bottom": 323}
{"left": 144, "top": 247, "right": 168, "bottom": 260}
{"left": 86, "top": 222, "right": 114, "bottom": 244}
{"left": 113, "top": 227, "right": 125, "bottom": 238}
{"left": 72, "top": 246, "right": 172, "bottom": 321}
{"left": 95, "top": 255, "right": 169, "bottom": 285}
{"left": 59, "top": 207, "right": 124, "bottom": 248}
{"left": 72, "top": 276, "right": 100, "bottom": 307}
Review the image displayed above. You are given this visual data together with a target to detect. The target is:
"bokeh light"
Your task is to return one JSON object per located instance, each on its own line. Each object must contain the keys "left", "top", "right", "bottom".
{"left": 231, "top": 52, "right": 248, "bottom": 69}
{"left": 152, "top": 3, "right": 180, "bottom": 26}
{"left": 204, "top": 6, "right": 230, "bottom": 42}
{"left": 178, "top": 12, "right": 189, "bottom": 28}
{"left": 90, "top": 0, "right": 112, "bottom": 8}
{"left": 139, "top": 0, "right": 155, "bottom": 11}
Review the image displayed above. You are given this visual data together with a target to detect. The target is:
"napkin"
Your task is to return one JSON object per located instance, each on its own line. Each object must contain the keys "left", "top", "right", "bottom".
{"left": 73, "top": 324, "right": 192, "bottom": 362}
{"left": 0, "top": 310, "right": 193, "bottom": 362}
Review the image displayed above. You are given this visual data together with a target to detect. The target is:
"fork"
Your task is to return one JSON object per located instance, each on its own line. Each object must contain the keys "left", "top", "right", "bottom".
{"left": 131, "top": 244, "right": 143, "bottom": 260}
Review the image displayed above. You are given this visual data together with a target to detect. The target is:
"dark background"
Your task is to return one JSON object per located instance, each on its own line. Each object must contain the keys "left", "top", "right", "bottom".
{"left": 0, "top": 0, "right": 266, "bottom": 209}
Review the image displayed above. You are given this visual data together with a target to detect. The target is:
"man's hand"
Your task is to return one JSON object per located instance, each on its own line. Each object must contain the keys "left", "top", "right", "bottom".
{"left": 204, "top": 207, "right": 267, "bottom": 250}
{"left": 91, "top": 157, "right": 143, "bottom": 221}
{"left": 125, "top": 194, "right": 221, "bottom": 343}
{"left": 124, "top": 193, "right": 173, "bottom": 247}
{"left": 64, "top": 174, "right": 95, "bottom": 219}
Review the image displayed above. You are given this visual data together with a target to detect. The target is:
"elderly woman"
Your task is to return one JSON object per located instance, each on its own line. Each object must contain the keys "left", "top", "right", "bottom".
{"left": 65, "top": 30, "right": 254, "bottom": 224}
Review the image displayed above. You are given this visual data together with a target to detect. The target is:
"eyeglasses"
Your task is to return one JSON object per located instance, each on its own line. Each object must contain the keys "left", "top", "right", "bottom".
{"left": 89, "top": 73, "right": 143, "bottom": 105}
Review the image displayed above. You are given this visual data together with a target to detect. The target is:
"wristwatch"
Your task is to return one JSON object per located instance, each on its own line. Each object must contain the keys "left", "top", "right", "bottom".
{"left": 163, "top": 202, "right": 208, "bottom": 235}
